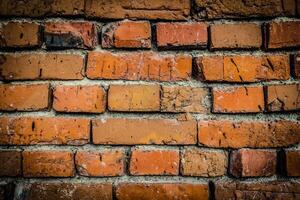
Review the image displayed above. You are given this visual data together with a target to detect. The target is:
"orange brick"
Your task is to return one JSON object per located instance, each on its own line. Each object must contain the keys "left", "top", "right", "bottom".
{"left": 0, "top": 150, "right": 22, "bottom": 177}
{"left": 294, "top": 54, "right": 300, "bottom": 78}
{"left": 198, "top": 120, "right": 300, "bottom": 148}
{"left": 92, "top": 118, "right": 197, "bottom": 145}
{"left": 181, "top": 147, "right": 227, "bottom": 177}
{"left": 0, "top": 84, "right": 49, "bottom": 111}
{"left": 86, "top": 51, "right": 192, "bottom": 81}
{"left": 0, "top": 117, "right": 90, "bottom": 145}
{"left": 23, "top": 151, "right": 74, "bottom": 177}
{"left": 53, "top": 85, "right": 106, "bottom": 113}
{"left": 210, "top": 23, "right": 262, "bottom": 49}
{"left": 108, "top": 84, "right": 160, "bottom": 112}
{"left": 213, "top": 86, "right": 264, "bottom": 113}
{"left": 286, "top": 150, "right": 300, "bottom": 176}
{"left": 130, "top": 149, "right": 179, "bottom": 175}
{"left": 75, "top": 150, "right": 124, "bottom": 177}
{"left": 102, "top": 20, "right": 151, "bottom": 48}
{"left": 0, "top": 53, "right": 84, "bottom": 80}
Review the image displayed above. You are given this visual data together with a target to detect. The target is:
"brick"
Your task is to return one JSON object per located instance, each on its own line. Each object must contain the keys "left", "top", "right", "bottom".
{"left": 294, "top": 54, "right": 300, "bottom": 78}
{"left": 53, "top": 85, "right": 106, "bottom": 113}
{"left": 195, "top": 0, "right": 296, "bottom": 19}
{"left": 286, "top": 150, "right": 300, "bottom": 176}
{"left": 108, "top": 84, "right": 160, "bottom": 112}
{"left": 198, "top": 120, "right": 300, "bottom": 148}
{"left": 75, "top": 149, "right": 124, "bottom": 177}
{"left": 156, "top": 22, "right": 207, "bottom": 49}
{"left": 230, "top": 149, "right": 276, "bottom": 177}
{"left": 23, "top": 151, "right": 74, "bottom": 177}
{"left": 102, "top": 20, "right": 151, "bottom": 49}
{"left": 0, "top": 84, "right": 49, "bottom": 111}
{"left": 267, "top": 21, "right": 300, "bottom": 49}
{"left": 0, "top": 150, "right": 21, "bottom": 177}
{"left": 181, "top": 147, "right": 227, "bottom": 177}
{"left": 86, "top": 51, "right": 192, "bottom": 81}
{"left": 18, "top": 183, "right": 112, "bottom": 200}
{"left": 195, "top": 55, "right": 290, "bottom": 82}
{"left": 266, "top": 84, "right": 300, "bottom": 111}
{"left": 85, "top": 0, "right": 190, "bottom": 20}
{"left": 0, "top": 183, "right": 14, "bottom": 200}
{"left": 210, "top": 23, "right": 262, "bottom": 49}
{"left": 130, "top": 149, "right": 179, "bottom": 175}
{"left": 161, "top": 86, "right": 208, "bottom": 113}
{"left": 116, "top": 183, "right": 209, "bottom": 200}
{"left": 44, "top": 22, "right": 97, "bottom": 49}
{"left": 92, "top": 118, "right": 197, "bottom": 145}
{"left": 0, "top": 0, "right": 84, "bottom": 17}
{"left": 0, "top": 117, "right": 89, "bottom": 145}
{"left": 215, "top": 181, "right": 300, "bottom": 200}
{"left": 0, "top": 53, "right": 84, "bottom": 80}
{"left": 0, "top": 22, "right": 40, "bottom": 48}
{"left": 212, "top": 86, "right": 264, "bottom": 113}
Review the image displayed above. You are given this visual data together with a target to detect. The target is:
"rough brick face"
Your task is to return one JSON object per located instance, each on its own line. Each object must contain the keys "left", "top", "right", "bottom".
{"left": 294, "top": 54, "right": 300, "bottom": 78}
{"left": 0, "top": 151, "right": 22, "bottom": 177}
{"left": 286, "top": 150, "right": 300, "bottom": 176}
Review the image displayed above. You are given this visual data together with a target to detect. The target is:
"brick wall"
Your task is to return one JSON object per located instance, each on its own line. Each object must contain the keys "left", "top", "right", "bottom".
{"left": 0, "top": 0, "right": 299, "bottom": 199}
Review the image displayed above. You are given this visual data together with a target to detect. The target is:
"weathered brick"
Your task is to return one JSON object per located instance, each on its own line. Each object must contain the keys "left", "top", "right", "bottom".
{"left": 92, "top": 118, "right": 197, "bottom": 145}
{"left": 195, "top": 55, "right": 290, "bottom": 82}
{"left": 53, "top": 85, "right": 106, "bottom": 113}
{"left": 130, "top": 149, "right": 179, "bottom": 175}
{"left": 85, "top": 0, "right": 190, "bottom": 20}
{"left": 0, "top": 117, "right": 90, "bottom": 145}
{"left": 294, "top": 54, "right": 300, "bottom": 78}
{"left": 0, "top": 22, "right": 40, "bottom": 48}
{"left": 286, "top": 150, "right": 300, "bottom": 176}
{"left": 210, "top": 23, "right": 262, "bottom": 49}
{"left": 23, "top": 151, "right": 74, "bottom": 177}
{"left": 102, "top": 20, "right": 151, "bottom": 49}
{"left": 161, "top": 86, "right": 208, "bottom": 113}
{"left": 212, "top": 86, "right": 264, "bottom": 113}
{"left": 108, "top": 84, "right": 160, "bottom": 112}
{"left": 0, "top": 53, "right": 84, "bottom": 80}
{"left": 75, "top": 149, "right": 124, "bottom": 177}
{"left": 0, "top": 183, "right": 14, "bottom": 200}
{"left": 0, "top": 84, "right": 49, "bottom": 111}
{"left": 266, "top": 84, "right": 300, "bottom": 111}
{"left": 44, "top": 22, "right": 97, "bottom": 49}
{"left": 0, "top": 150, "right": 21, "bottom": 177}
{"left": 181, "top": 147, "right": 227, "bottom": 177}
{"left": 267, "top": 21, "right": 300, "bottom": 49}
{"left": 230, "top": 149, "right": 276, "bottom": 177}
{"left": 156, "top": 22, "right": 207, "bottom": 49}
{"left": 198, "top": 120, "right": 300, "bottom": 148}
{"left": 86, "top": 51, "right": 192, "bottom": 81}
{"left": 116, "top": 183, "right": 209, "bottom": 200}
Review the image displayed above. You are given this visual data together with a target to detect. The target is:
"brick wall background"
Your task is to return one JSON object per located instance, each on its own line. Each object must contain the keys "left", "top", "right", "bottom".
{"left": 0, "top": 0, "right": 299, "bottom": 199}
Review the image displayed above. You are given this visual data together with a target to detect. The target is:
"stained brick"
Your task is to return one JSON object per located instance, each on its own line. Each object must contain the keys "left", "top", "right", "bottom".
{"left": 294, "top": 54, "right": 300, "bottom": 78}
{"left": 286, "top": 150, "right": 300, "bottom": 176}
{"left": 0, "top": 150, "right": 22, "bottom": 177}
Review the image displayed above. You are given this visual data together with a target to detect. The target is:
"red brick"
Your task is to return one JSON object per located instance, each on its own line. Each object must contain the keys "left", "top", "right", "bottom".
{"left": 0, "top": 84, "right": 49, "bottom": 111}
{"left": 294, "top": 54, "right": 300, "bottom": 78}
{"left": 53, "top": 85, "right": 106, "bottom": 113}
{"left": 0, "top": 117, "right": 90, "bottom": 145}
{"left": 198, "top": 120, "right": 300, "bottom": 148}
{"left": 108, "top": 84, "right": 160, "bottom": 112}
{"left": 0, "top": 53, "right": 84, "bottom": 80}
{"left": 210, "top": 23, "right": 262, "bottom": 49}
{"left": 267, "top": 21, "right": 300, "bottom": 49}
{"left": 195, "top": 55, "right": 290, "bottom": 82}
{"left": 266, "top": 84, "right": 300, "bottom": 111}
{"left": 44, "top": 22, "right": 97, "bottom": 49}
{"left": 0, "top": 22, "right": 40, "bottom": 48}
{"left": 130, "top": 149, "right": 179, "bottom": 175}
{"left": 23, "top": 151, "right": 74, "bottom": 177}
{"left": 212, "top": 86, "right": 264, "bottom": 113}
{"left": 0, "top": 150, "right": 21, "bottom": 177}
{"left": 156, "top": 22, "right": 207, "bottom": 49}
{"left": 230, "top": 149, "right": 276, "bottom": 177}
{"left": 75, "top": 149, "right": 124, "bottom": 177}
{"left": 85, "top": 0, "right": 190, "bottom": 20}
{"left": 116, "top": 183, "right": 209, "bottom": 200}
{"left": 86, "top": 51, "right": 192, "bottom": 81}
{"left": 286, "top": 150, "right": 300, "bottom": 176}
{"left": 92, "top": 118, "right": 197, "bottom": 145}
{"left": 102, "top": 20, "right": 151, "bottom": 48}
